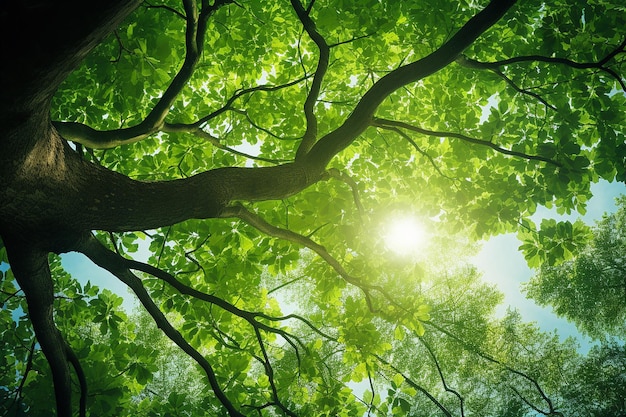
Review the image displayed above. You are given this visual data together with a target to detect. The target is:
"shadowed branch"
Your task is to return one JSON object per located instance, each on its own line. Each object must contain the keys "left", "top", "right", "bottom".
{"left": 427, "top": 321, "right": 561, "bottom": 416}
{"left": 80, "top": 234, "right": 309, "bottom": 415}
{"left": 291, "top": 0, "right": 330, "bottom": 159}
{"left": 79, "top": 234, "right": 246, "bottom": 417}
{"left": 372, "top": 117, "right": 562, "bottom": 167}
{"left": 54, "top": 0, "right": 235, "bottom": 149}
{"left": 458, "top": 36, "right": 626, "bottom": 92}
{"left": 5, "top": 245, "right": 75, "bottom": 417}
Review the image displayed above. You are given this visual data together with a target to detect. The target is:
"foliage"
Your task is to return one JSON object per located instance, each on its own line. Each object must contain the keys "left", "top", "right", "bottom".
{"left": 559, "top": 341, "right": 626, "bottom": 417}
{"left": 523, "top": 195, "right": 626, "bottom": 339}
{"left": 1, "top": 0, "right": 626, "bottom": 416}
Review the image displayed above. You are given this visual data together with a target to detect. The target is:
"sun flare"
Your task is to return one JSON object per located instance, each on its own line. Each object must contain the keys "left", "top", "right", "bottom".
{"left": 383, "top": 216, "right": 427, "bottom": 256}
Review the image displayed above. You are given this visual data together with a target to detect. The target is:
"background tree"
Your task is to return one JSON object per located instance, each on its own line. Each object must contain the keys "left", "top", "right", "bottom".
{"left": 1, "top": 0, "right": 625, "bottom": 416}
{"left": 524, "top": 195, "right": 626, "bottom": 339}
{"left": 555, "top": 342, "right": 626, "bottom": 417}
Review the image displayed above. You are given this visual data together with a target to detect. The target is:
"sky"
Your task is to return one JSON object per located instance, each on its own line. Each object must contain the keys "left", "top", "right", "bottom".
{"left": 472, "top": 179, "right": 626, "bottom": 352}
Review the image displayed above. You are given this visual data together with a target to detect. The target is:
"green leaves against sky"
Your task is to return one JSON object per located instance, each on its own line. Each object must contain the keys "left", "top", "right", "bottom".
{"left": 2, "top": 0, "right": 626, "bottom": 416}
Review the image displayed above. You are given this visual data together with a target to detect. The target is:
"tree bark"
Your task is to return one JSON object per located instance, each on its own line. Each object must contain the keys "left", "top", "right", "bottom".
{"left": 4, "top": 239, "right": 73, "bottom": 415}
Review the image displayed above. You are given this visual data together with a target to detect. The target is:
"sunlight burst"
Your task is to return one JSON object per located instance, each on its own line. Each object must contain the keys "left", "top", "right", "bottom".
{"left": 383, "top": 216, "right": 427, "bottom": 256}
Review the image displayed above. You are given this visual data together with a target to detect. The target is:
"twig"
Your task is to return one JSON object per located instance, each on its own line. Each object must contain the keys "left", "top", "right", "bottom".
{"left": 421, "top": 338, "right": 465, "bottom": 417}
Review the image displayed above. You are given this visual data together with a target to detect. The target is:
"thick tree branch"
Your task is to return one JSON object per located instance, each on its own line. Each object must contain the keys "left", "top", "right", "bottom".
{"left": 5, "top": 242, "right": 73, "bottom": 417}
{"left": 37, "top": 148, "right": 318, "bottom": 235}
{"left": 303, "top": 0, "right": 517, "bottom": 168}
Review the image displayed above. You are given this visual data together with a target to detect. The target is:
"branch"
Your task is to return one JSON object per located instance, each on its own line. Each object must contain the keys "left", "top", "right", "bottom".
{"left": 79, "top": 234, "right": 246, "bottom": 417}
{"left": 120, "top": 258, "right": 303, "bottom": 349}
{"left": 1, "top": 289, "right": 23, "bottom": 306}
{"left": 54, "top": 0, "right": 234, "bottom": 149}
{"left": 82, "top": 234, "right": 311, "bottom": 415}
{"left": 303, "top": 0, "right": 518, "bottom": 168}
{"left": 193, "top": 76, "right": 311, "bottom": 128}
{"left": 5, "top": 242, "right": 73, "bottom": 417}
{"left": 143, "top": 1, "right": 187, "bottom": 20}
{"left": 109, "top": 30, "right": 134, "bottom": 63}
{"left": 421, "top": 338, "right": 465, "bottom": 417}
{"left": 494, "top": 69, "right": 557, "bottom": 110}
{"left": 253, "top": 327, "right": 298, "bottom": 417}
{"left": 265, "top": 313, "right": 337, "bottom": 342}
{"left": 164, "top": 121, "right": 288, "bottom": 165}
{"left": 508, "top": 385, "right": 552, "bottom": 416}
{"left": 372, "top": 117, "right": 562, "bottom": 167}
{"left": 366, "top": 367, "right": 376, "bottom": 413}
{"left": 373, "top": 353, "right": 453, "bottom": 417}
{"left": 8, "top": 340, "right": 36, "bottom": 414}
{"left": 291, "top": 0, "right": 330, "bottom": 159}
{"left": 373, "top": 124, "right": 457, "bottom": 180}
{"left": 230, "top": 107, "right": 302, "bottom": 143}
{"left": 457, "top": 36, "right": 626, "bottom": 92}
{"left": 427, "top": 321, "right": 560, "bottom": 415}
{"left": 55, "top": 75, "right": 308, "bottom": 155}
{"left": 328, "top": 33, "right": 375, "bottom": 48}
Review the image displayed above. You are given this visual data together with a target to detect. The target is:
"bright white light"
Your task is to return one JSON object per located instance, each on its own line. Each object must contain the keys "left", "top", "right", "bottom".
{"left": 384, "top": 216, "right": 427, "bottom": 256}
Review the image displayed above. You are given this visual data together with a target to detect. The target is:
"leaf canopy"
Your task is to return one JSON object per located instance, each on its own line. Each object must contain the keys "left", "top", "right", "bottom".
{"left": 1, "top": 0, "right": 625, "bottom": 416}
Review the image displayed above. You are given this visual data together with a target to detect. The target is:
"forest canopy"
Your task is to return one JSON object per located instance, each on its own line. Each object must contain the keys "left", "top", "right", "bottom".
{"left": 0, "top": 0, "right": 625, "bottom": 416}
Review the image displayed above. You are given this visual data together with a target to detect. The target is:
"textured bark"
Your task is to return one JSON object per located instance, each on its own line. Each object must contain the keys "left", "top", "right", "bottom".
{"left": 1, "top": 125, "right": 321, "bottom": 239}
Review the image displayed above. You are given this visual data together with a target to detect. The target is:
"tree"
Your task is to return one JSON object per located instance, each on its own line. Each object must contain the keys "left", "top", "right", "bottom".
{"left": 1, "top": 0, "right": 625, "bottom": 415}
{"left": 524, "top": 195, "right": 626, "bottom": 339}
{"left": 560, "top": 342, "right": 626, "bottom": 417}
